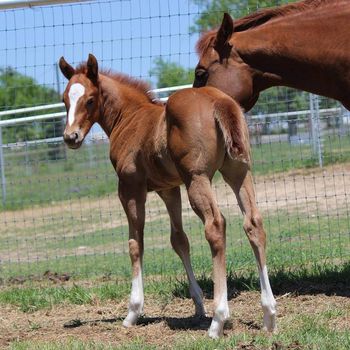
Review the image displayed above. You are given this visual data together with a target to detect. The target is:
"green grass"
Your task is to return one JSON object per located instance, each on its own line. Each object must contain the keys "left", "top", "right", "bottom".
{"left": 0, "top": 282, "right": 130, "bottom": 312}
{"left": 1, "top": 208, "right": 349, "bottom": 281}
{"left": 9, "top": 339, "right": 158, "bottom": 350}
{"left": 1, "top": 263, "right": 349, "bottom": 313}
{"left": 251, "top": 132, "right": 350, "bottom": 175}
{"left": 1, "top": 142, "right": 115, "bottom": 210}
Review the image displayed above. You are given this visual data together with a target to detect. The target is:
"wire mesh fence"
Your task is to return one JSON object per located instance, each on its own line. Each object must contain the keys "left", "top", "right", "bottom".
{"left": 0, "top": 0, "right": 349, "bottom": 283}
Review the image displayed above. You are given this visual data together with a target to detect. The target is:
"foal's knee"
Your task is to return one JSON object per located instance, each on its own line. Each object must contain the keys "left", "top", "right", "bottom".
{"left": 205, "top": 214, "right": 226, "bottom": 252}
{"left": 243, "top": 214, "right": 266, "bottom": 247}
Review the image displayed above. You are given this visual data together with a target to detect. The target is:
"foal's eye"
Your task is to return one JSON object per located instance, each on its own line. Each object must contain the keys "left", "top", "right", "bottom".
{"left": 86, "top": 98, "right": 94, "bottom": 107}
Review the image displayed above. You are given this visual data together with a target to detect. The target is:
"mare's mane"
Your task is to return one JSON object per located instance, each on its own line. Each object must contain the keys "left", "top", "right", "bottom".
{"left": 196, "top": 0, "right": 335, "bottom": 55}
{"left": 75, "top": 63, "right": 160, "bottom": 104}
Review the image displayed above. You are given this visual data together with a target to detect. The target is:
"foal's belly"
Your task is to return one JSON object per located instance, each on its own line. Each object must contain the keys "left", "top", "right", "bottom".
{"left": 145, "top": 154, "right": 182, "bottom": 192}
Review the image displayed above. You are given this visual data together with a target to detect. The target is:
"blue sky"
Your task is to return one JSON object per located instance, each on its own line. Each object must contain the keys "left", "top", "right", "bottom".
{"left": 0, "top": 0, "right": 202, "bottom": 94}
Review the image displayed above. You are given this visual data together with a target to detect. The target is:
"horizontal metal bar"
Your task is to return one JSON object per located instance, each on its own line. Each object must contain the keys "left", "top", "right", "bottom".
{"left": 0, "top": 0, "right": 90, "bottom": 10}
{"left": 251, "top": 107, "right": 341, "bottom": 120}
{"left": 0, "top": 85, "right": 190, "bottom": 120}
{"left": 0, "top": 105, "right": 343, "bottom": 128}
{"left": 0, "top": 103, "right": 64, "bottom": 118}
{"left": 152, "top": 84, "right": 192, "bottom": 93}
{"left": 0, "top": 112, "right": 65, "bottom": 127}
{"left": 1, "top": 136, "right": 63, "bottom": 148}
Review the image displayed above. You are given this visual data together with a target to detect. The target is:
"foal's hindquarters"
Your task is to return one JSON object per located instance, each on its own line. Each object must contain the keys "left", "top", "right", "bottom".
{"left": 166, "top": 87, "right": 276, "bottom": 338}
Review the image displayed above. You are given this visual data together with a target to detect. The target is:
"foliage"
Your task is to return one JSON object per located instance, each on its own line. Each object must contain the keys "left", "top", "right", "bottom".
{"left": 0, "top": 67, "right": 61, "bottom": 144}
{"left": 149, "top": 57, "right": 193, "bottom": 88}
{"left": 0, "top": 67, "right": 59, "bottom": 110}
{"left": 190, "top": 0, "right": 294, "bottom": 33}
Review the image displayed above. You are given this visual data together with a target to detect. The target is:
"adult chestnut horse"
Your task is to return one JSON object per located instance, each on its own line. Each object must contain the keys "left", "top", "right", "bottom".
{"left": 59, "top": 54, "right": 276, "bottom": 338}
{"left": 194, "top": 0, "right": 350, "bottom": 111}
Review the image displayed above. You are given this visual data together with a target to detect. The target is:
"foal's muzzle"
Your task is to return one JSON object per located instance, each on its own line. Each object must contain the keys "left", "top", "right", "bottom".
{"left": 63, "top": 131, "right": 82, "bottom": 149}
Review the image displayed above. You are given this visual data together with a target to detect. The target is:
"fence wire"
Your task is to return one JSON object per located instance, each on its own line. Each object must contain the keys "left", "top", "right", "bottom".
{"left": 0, "top": 0, "right": 349, "bottom": 283}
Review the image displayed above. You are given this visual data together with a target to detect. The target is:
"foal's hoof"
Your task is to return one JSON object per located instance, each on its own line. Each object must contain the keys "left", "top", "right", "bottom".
{"left": 208, "top": 326, "right": 223, "bottom": 339}
{"left": 262, "top": 313, "right": 277, "bottom": 333}
{"left": 208, "top": 318, "right": 225, "bottom": 339}
{"left": 122, "top": 312, "right": 139, "bottom": 328}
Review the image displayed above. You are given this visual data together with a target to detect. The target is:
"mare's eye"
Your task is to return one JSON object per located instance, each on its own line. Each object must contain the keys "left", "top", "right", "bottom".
{"left": 86, "top": 97, "right": 94, "bottom": 107}
{"left": 195, "top": 69, "right": 208, "bottom": 79}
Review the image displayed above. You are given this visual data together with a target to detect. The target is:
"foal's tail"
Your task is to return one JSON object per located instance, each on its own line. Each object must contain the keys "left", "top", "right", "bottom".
{"left": 213, "top": 97, "right": 251, "bottom": 164}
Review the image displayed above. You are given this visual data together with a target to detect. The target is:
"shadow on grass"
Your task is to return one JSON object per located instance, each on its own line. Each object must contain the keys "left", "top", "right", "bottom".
{"left": 172, "top": 262, "right": 350, "bottom": 300}
{"left": 63, "top": 315, "right": 235, "bottom": 331}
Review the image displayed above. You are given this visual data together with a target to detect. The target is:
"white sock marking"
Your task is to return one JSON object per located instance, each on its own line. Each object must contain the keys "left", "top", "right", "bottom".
{"left": 68, "top": 83, "right": 85, "bottom": 126}
{"left": 123, "top": 269, "right": 144, "bottom": 327}
{"left": 259, "top": 265, "right": 276, "bottom": 331}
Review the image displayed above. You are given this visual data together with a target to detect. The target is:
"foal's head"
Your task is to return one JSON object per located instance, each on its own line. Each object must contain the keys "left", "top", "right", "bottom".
{"left": 194, "top": 13, "right": 257, "bottom": 111}
{"left": 59, "top": 54, "right": 100, "bottom": 149}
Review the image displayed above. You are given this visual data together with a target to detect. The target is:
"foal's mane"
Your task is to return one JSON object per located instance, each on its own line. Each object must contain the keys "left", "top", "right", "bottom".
{"left": 196, "top": 0, "right": 335, "bottom": 55}
{"left": 75, "top": 64, "right": 160, "bottom": 104}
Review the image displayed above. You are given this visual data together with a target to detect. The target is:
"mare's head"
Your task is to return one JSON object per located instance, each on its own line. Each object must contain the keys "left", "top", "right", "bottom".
{"left": 194, "top": 13, "right": 257, "bottom": 111}
{"left": 59, "top": 54, "right": 100, "bottom": 149}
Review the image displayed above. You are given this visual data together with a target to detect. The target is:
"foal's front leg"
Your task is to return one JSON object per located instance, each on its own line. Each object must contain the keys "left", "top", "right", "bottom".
{"left": 157, "top": 187, "right": 205, "bottom": 317}
{"left": 118, "top": 180, "right": 147, "bottom": 327}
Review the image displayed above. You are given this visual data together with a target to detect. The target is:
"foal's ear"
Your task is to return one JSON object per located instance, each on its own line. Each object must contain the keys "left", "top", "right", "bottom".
{"left": 59, "top": 57, "right": 75, "bottom": 80}
{"left": 86, "top": 53, "right": 99, "bottom": 84}
{"left": 215, "top": 13, "right": 234, "bottom": 59}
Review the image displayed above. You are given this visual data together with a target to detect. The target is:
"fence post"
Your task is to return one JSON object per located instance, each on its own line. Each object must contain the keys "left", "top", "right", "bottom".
{"left": 309, "top": 93, "right": 323, "bottom": 168}
{"left": 0, "top": 126, "right": 7, "bottom": 206}
{"left": 340, "top": 105, "right": 350, "bottom": 136}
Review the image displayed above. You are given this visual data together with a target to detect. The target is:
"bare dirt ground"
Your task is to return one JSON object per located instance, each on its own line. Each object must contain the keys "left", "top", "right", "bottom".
{"left": 1, "top": 290, "right": 349, "bottom": 349}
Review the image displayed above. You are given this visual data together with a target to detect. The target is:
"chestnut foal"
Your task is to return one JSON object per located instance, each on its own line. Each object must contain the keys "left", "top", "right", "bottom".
{"left": 59, "top": 54, "right": 276, "bottom": 338}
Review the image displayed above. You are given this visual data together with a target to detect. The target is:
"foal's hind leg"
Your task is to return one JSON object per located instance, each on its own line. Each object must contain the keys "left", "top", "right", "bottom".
{"left": 157, "top": 187, "right": 205, "bottom": 317}
{"left": 221, "top": 161, "right": 276, "bottom": 332}
{"left": 185, "top": 175, "right": 229, "bottom": 338}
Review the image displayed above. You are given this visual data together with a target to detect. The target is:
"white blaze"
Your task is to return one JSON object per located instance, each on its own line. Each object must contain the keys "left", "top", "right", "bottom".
{"left": 68, "top": 83, "right": 85, "bottom": 126}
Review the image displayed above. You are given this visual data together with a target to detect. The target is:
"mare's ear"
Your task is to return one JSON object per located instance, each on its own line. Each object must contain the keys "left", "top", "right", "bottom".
{"left": 86, "top": 53, "right": 99, "bottom": 84}
{"left": 59, "top": 57, "right": 75, "bottom": 80}
{"left": 215, "top": 13, "right": 234, "bottom": 59}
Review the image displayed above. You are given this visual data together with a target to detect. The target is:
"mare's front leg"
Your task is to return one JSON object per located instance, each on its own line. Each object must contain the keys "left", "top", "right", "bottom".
{"left": 157, "top": 187, "right": 205, "bottom": 317}
{"left": 118, "top": 178, "right": 147, "bottom": 327}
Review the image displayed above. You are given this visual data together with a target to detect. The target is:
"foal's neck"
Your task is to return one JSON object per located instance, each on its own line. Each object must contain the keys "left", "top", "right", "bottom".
{"left": 97, "top": 75, "right": 157, "bottom": 137}
{"left": 233, "top": 6, "right": 350, "bottom": 102}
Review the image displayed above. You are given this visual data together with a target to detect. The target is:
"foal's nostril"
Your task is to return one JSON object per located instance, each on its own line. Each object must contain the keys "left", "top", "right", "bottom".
{"left": 63, "top": 132, "right": 79, "bottom": 144}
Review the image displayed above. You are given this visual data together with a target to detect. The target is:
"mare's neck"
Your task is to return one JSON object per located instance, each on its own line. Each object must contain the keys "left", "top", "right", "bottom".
{"left": 233, "top": 6, "right": 350, "bottom": 102}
